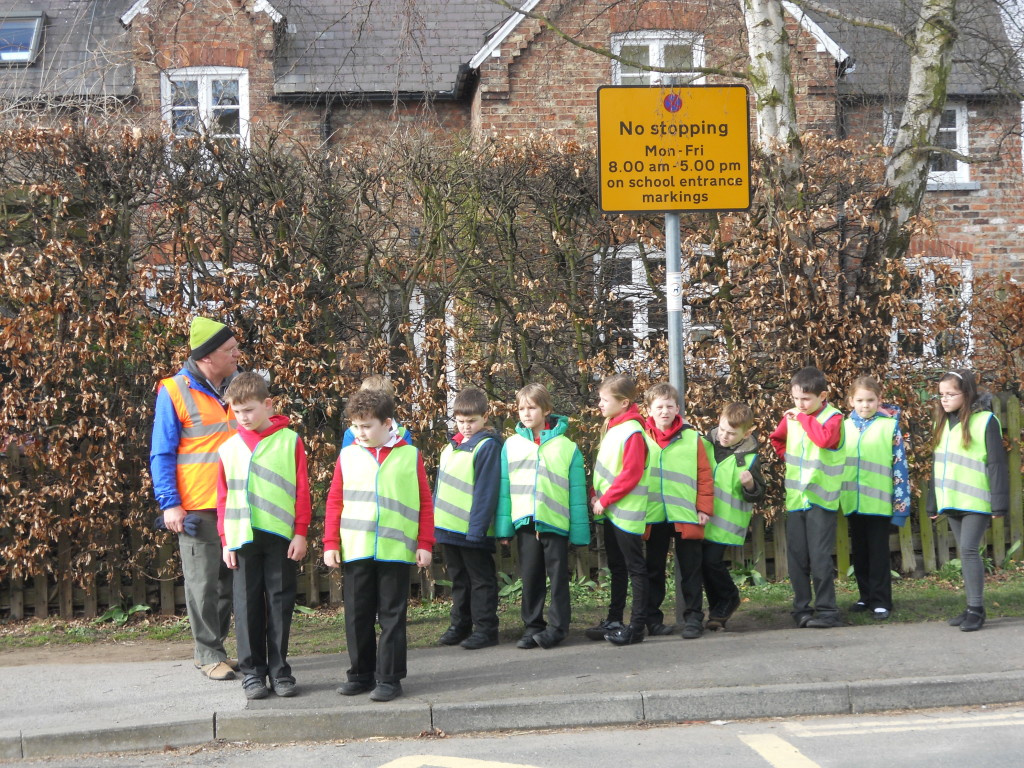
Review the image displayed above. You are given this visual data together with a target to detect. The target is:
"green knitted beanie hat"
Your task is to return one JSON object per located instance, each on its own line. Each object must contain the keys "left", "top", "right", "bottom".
{"left": 189, "top": 317, "right": 235, "bottom": 360}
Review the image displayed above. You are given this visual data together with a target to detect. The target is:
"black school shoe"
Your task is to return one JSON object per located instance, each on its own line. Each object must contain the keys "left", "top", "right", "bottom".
{"left": 586, "top": 619, "right": 624, "bottom": 641}
{"left": 647, "top": 623, "right": 675, "bottom": 636}
{"left": 438, "top": 625, "right": 471, "bottom": 646}
{"left": 242, "top": 675, "right": 269, "bottom": 700}
{"left": 605, "top": 624, "right": 644, "bottom": 645}
{"left": 270, "top": 677, "right": 297, "bottom": 697}
{"left": 806, "top": 615, "right": 844, "bottom": 628}
{"left": 460, "top": 632, "right": 499, "bottom": 650}
{"left": 336, "top": 679, "right": 374, "bottom": 696}
{"left": 516, "top": 634, "right": 539, "bottom": 649}
{"left": 706, "top": 594, "right": 742, "bottom": 630}
{"left": 369, "top": 681, "right": 403, "bottom": 702}
{"left": 960, "top": 607, "right": 986, "bottom": 632}
{"left": 849, "top": 600, "right": 870, "bottom": 613}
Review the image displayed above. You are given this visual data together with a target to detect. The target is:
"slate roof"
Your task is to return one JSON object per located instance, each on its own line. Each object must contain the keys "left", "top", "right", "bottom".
{"left": 271, "top": 0, "right": 512, "bottom": 99}
{"left": 798, "top": 0, "right": 1022, "bottom": 98}
{"left": 0, "top": 0, "right": 133, "bottom": 102}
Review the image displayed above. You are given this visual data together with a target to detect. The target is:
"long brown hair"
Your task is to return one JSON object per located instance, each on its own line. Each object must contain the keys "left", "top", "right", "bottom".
{"left": 598, "top": 374, "right": 636, "bottom": 436}
{"left": 931, "top": 369, "right": 979, "bottom": 450}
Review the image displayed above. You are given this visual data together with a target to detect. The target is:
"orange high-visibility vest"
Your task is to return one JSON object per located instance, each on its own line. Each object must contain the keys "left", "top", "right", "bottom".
{"left": 159, "top": 375, "right": 236, "bottom": 510}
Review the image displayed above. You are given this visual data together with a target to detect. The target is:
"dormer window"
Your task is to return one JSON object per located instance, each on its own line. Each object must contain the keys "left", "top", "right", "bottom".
{"left": 0, "top": 12, "right": 43, "bottom": 64}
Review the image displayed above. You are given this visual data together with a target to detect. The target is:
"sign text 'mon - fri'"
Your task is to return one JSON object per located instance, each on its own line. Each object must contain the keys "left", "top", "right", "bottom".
{"left": 597, "top": 85, "right": 751, "bottom": 213}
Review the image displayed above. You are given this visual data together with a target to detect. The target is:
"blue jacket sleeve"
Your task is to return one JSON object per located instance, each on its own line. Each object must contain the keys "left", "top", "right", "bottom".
{"left": 890, "top": 425, "right": 911, "bottom": 527}
{"left": 467, "top": 439, "right": 501, "bottom": 542}
{"left": 567, "top": 446, "right": 591, "bottom": 546}
{"left": 341, "top": 427, "right": 355, "bottom": 449}
{"left": 494, "top": 443, "right": 514, "bottom": 539}
{"left": 150, "top": 386, "right": 182, "bottom": 510}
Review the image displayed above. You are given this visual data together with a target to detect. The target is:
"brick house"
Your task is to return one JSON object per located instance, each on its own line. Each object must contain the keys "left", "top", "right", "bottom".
{"left": 2, "top": 0, "right": 1021, "bottom": 289}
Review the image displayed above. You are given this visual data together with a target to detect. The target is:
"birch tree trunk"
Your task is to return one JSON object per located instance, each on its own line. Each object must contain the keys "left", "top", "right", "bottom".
{"left": 876, "top": 0, "right": 958, "bottom": 262}
{"left": 742, "top": 0, "right": 804, "bottom": 206}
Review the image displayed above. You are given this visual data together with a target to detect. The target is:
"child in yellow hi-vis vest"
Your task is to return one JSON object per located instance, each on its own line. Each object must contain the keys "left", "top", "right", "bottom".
{"left": 927, "top": 369, "right": 1009, "bottom": 632}
{"left": 589, "top": 374, "right": 649, "bottom": 646}
{"left": 217, "top": 372, "right": 311, "bottom": 701}
{"left": 324, "top": 389, "right": 434, "bottom": 702}
{"left": 769, "top": 366, "right": 845, "bottom": 629}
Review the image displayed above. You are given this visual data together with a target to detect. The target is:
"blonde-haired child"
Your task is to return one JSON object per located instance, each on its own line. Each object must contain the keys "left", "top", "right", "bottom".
{"left": 589, "top": 374, "right": 649, "bottom": 645}
{"left": 841, "top": 376, "right": 909, "bottom": 621}
{"left": 495, "top": 384, "right": 589, "bottom": 649}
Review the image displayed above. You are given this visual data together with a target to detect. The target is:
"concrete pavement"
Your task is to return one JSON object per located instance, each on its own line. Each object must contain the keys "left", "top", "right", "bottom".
{"left": 3, "top": 615, "right": 1024, "bottom": 759}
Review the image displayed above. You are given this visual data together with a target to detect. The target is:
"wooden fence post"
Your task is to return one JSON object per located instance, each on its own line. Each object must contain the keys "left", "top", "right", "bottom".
{"left": 770, "top": 519, "right": 787, "bottom": 580}
{"left": 919, "top": 494, "right": 936, "bottom": 573}
{"left": 1000, "top": 393, "right": 1023, "bottom": 559}
{"left": 835, "top": 515, "right": 850, "bottom": 580}
{"left": 898, "top": 523, "right": 916, "bottom": 574}
{"left": 57, "top": 534, "right": 73, "bottom": 619}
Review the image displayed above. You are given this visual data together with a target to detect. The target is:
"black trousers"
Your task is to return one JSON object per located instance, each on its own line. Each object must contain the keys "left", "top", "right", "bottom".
{"left": 644, "top": 522, "right": 675, "bottom": 627}
{"left": 517, "top": 524, "right": 570, "bottom": 638}
{"left": 232, "top": 529, "right": 297, "bottom": 682}
{"left": 848, "top": 513, "right": 893, "bottom": 610}
{"left": 701, "top": 540, "right": 739, "bottom": 617}
{"left": 603, "top": 518, "right": 628, "bottom": 623}
{"left": 443, "top": 543, "right": 499, "bottom": 635}
{"left": 343, "top": 559, "right": 409, "bottom": 684}
{"left": 610, "top": 522, "right": 648, "bottom": 629}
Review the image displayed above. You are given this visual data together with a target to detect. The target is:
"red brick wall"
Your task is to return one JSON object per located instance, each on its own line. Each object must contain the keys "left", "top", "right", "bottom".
{"left": 844, "top": 100, "right": 1024, "bottom": 280}
{"left": 126, "top": 0, "right": 321, "bottom": 147}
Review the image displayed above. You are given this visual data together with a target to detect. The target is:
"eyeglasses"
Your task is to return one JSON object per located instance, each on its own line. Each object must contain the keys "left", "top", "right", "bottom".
{"left": 938, "top": 392, "right": 963, "bottom": 400}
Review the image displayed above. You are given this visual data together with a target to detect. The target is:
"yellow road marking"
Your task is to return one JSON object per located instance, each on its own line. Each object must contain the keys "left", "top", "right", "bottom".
{"left": 738, "top": 734, "right": 822, "bottom": 768}
{"left": 785, "top": 711, "right": 1024, "bottom": 738}
{"left": 378, "top": 757, "right": 542, "bottom": 768}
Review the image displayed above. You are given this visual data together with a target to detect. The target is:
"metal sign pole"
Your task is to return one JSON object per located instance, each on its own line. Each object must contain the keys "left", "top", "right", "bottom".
{"left": 665, "top": 211, "right": 685, "bottom": 412}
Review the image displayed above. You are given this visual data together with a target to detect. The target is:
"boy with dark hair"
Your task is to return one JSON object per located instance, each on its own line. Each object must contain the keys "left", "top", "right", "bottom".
{"left": 324, "top": 389, "right": 434, "bottom": 702}
{"left": 435, "top": 387, "right": 503, "bottom": 650}
{"left": 703, "top": 402, "right": 766, "bottom": 630}
{"left": 770, "top": 366, "right": 846, "bottom": 628}
{"left": 218, "top": 372, "right": 311, "bottom": 700}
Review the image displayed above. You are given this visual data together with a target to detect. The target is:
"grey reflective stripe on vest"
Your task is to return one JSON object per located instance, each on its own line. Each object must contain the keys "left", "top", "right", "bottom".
{"left": 172, "top": 376, "right": 233, "bottom": 438}
{"left": 379, "top": 495, "right": 419, "bottom": 524}
{"left": 340, "top": 517, "right": 377, "bottom": 532}
{"left": 251, "top": 463, "right": 297, "bottom": 497}
{"left": 246, "top": 493, "right": 295, "bottom": 527}
{"left": 708, "top": 514, "right": 746, "bottom": 537}
{"left": 714, "top": 485, "right": 753, "bottom": 510}
{"left": 846, "top": 458, "right": 892, "bottom": 477}
{"left": 784, "top": 453, "right": 846, "bottom": 477}
{"left": 859, "top": 485, "right": 891, "bottom": 503}
{"left": 343, "top": 489, "right": 378, "bottom": 504}
{"left": 535, "top": 493, "right": 570, "bottom": 525}
{"left": 784, "top": 477, "right": 841, "bottom": 503}
{"left": 507, "top": 458, "right": 535, "bottom": 474}
{"left": 606, "top": 495, "right": 647, "bottom": 528}
{"left": 934, "top": 451, "right": 987, "bottom": 474}
{"left": 649, "top": 466, "right": 698, "bottom": 490}
{"left": 224, "top": 478, "right": 248, "bottom": 521}
{"left": 176, "top": 451, "right": 219, "bottom": 465}
{"left": 593, "top": 461, "right": 617, "bottom": 485}
{"left": 434, "top": 496, "right": 471, "bottom": 524}
{"left": 538, "top": 465, "right": 569, "bottom": 491}
{"left": 377, "top": 525, "right": 417, "bottom": 553}
{"left": 436, "top": 469, "right": 475, "bottom": 496}
{"left": 936, "top": 477, "right": 993, "bottom": 504}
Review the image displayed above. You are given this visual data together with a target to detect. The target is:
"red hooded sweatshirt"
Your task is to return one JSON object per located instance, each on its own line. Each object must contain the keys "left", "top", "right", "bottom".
{"left": 216, "top": 414, "right": 311, "bottom": 545}
{"left": 768, "top": 403, "right": 842, "bottom": 460}
{"left": 644, "top": 415, "right": 714, "bottom": 540}
{"left": 322, "top": 435, "right": 435, "bottom": 554}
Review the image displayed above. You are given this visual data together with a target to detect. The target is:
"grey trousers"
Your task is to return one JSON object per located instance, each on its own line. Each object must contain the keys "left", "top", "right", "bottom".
{"left": 178, "top": 510, "right": 233, "bottom": 665}
{"left": 948, "top": 512, "right": 991, "bottom": 607}
{"left": 786, "top": 506, "right": 839, "bottom": 619}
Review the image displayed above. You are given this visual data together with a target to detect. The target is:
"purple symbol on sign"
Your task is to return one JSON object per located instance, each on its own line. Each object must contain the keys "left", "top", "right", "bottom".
{"left": 664, "top": 93, "right": 682, "bottom": 112}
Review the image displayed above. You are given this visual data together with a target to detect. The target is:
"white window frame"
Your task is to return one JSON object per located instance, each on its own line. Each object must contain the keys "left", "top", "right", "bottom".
{"left": 0, "top": 12, "right": 43, "bottom": 64}
{"left": 596, "top": 244, "right": 722, "bottom": 366}
{"left": 160, "top": 67, "right": 250, "bottom": 147}
{"left": 889, "top": 256, "right": 974, "bottom": 364}
{"left": 143, "top": 261, "right": 258, "bottom": 316}
{"left": 611, "top": 31, "right": 705, "bottom": 86}
{"left": 883, "top": 102, "right": 971, "bottom": 189}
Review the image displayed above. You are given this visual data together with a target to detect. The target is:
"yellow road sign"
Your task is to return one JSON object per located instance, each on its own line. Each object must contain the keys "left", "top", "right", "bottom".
{"left": 597, "top": 85, "right": 751, "bottom": 213}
